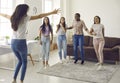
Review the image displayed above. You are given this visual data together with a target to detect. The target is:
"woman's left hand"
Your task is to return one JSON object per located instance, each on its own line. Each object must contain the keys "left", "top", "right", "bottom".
{"left": 52, "top": 9, "right": 61, "bottom": 14}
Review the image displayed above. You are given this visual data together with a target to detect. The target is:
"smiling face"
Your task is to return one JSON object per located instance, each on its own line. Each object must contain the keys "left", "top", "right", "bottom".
{"left": 60, "top": 17, "right": 65, "bottom": 24}
{"left": 94, "top": 16, "right": 100, "bottom": 24}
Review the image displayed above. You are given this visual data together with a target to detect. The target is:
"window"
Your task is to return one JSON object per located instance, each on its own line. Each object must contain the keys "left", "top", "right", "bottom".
{"left": 0, "top": 0, "right": 13, "bottom": 39}
{"left": 43, "top": 0, "right": 60, "bottom": 35}
{"left": 43, "top": 0, "right": 52, "bottom": 25}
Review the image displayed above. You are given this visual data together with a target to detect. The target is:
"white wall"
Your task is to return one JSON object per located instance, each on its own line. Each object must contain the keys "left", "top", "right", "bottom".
{"left": 24, "top": 0, "right": 42, "bottom": 40}
{"left": 60, "top": 0, "right": 70, "bottom": 24}
{"left": 15, "top": 0, "right": 120, "bottom": 38}
{"left": 15, "top": 0, "right": 42, "bottom": 40}
{"left": 67, "top": 0, "right": 120, "bottom": 37}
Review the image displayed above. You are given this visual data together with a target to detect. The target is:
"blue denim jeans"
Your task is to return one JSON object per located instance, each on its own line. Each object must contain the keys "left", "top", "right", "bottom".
{"left": 41, "top": 36, "right": 50, "bottom": 61}
{"left": 11, "top": 39, "right": 27, "bottom": 81}
{"left": 57, "top": 35, "right": 67, "bottom": 60}
{"left": 73, "top": 35, "right": 84, "bottom": 61}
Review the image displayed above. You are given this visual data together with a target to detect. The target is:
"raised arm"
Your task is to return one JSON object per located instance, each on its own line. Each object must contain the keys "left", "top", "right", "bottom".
{"left": 30, "top": 9, "right": 60, "bottom": 20}
{"left": 0, "top": 13, "right": 11, "bottom": 19}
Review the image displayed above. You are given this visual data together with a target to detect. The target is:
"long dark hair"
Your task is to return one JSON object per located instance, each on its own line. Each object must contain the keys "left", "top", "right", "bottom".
{"left": 10, "top": 4, "right": 29, "bottom": 31}
{"left": 94, "top": 16, "right": 101, "bottom": 24}
{"left": 40, "top": 17, "right": 52, "bottom": 33}
{"left": 57, "top": 17, "right": 66, "bottom": 30}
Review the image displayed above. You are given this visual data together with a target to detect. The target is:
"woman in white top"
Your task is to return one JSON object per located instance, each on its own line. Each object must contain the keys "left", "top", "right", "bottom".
{"left": 0, "top": 4, "right": 59, "bottom": 83}
{"left": 56, "top": 17, "right": 67, "bottom": 63}
{"left": 90, "top": 16, "right": 105, "bottom": 70}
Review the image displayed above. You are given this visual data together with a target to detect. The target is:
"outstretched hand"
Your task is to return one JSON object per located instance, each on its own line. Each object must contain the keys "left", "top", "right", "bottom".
{"left": 52, "top": 9, "right": 61, "bottom": 14}
{"left": 0, "top": 13, "right": 11, "bottom": 19}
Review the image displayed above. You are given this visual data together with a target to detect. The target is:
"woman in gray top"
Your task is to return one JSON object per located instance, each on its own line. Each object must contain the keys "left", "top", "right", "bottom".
{"left": 56, "top": 17, "right": 67, "bottom": 63}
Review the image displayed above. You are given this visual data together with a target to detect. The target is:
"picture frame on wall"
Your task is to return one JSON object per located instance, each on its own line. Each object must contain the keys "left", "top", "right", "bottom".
{"left": 33, "top": 6, "right": 37, "bottom": 14}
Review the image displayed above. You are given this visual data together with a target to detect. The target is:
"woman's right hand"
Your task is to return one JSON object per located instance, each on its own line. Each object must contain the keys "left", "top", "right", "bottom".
{"left": 60, "top": 23, "right": 62, "bottom": 26}
{"left": 92, "top": 32, "right": 97, "bottom": 36}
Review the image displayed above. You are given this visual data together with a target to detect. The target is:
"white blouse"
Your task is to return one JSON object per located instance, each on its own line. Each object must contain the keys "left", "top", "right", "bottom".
{"left": 91, "top": 24, "right": 104, "bottom": 39}
{"left": 12, "top": 16, "right": 31, "bottom": 39}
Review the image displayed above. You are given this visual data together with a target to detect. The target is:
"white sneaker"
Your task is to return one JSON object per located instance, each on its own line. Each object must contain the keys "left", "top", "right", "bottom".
{"left": 95, "top": 62, "right": 100, "bottom": 66}
{"left": 38, "top": 64, "right": 45, "bottom": 72}
{"left": 97, "top": 65, "right": 103, "bottom": 70}
{"left": 12, "top": 81, "right": 16, "bottom": 83}
{"left": 59, "top": 60, "right": 63, "bottom": 64}
{"left": 64, "top": 59, "right": 68, "bottom": 63}
{"left": 44, "top": 64, "right": 49, "bottom": 69}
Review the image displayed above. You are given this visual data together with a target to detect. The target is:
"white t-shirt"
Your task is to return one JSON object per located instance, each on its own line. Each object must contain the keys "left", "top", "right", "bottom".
{"left": 91, "top": 24, "right": 104, "bottom": 39}
{"left": 12, "top": 16, "right": 31, "bottom": 39}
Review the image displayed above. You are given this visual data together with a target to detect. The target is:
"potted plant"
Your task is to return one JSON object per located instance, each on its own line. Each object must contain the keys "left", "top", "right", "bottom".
{"left": 5, "top": 36, "right": 10, "bottom": 44}
{"left": 34, "top": 36, "right": 40, "bottom": 40}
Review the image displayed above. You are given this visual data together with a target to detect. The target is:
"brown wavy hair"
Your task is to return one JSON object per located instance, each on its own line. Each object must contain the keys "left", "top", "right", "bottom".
{"left": 10, "top": 4, "right": 29, "bottom": 31}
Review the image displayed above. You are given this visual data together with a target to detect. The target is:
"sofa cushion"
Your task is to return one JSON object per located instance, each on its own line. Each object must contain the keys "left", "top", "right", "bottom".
{"left": 67, "top": 36, "right": 90, "bottom": 46}
{"left": 88, "top": 36, "right": 120, "bottom": 48}
{"left": 89, "top": 37, "right": 93, "bottom": 46}
{"left": 84, "top": 36, "right": 90, "bottom": 46}
{"left": 104, "top": 37, "right": 120, "bottom": 48}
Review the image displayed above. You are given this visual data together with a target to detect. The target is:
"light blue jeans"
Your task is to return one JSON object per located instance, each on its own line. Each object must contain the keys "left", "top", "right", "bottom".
{"left": 11, "top": 39, "right": 27, "bottom": 81}
{"left": 41, "top": 36, "right": 50, "bottom": 61}
{"left": 57, "top": 35, "right": 67, "bottom": 60}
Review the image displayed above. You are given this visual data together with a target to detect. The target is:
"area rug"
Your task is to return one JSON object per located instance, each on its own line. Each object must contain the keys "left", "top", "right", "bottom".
{"left": 38, "top": 60, "right": 119, "bottom": 83}
{"left": 0, "top": 47, "right": 12, "bottom": 55}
